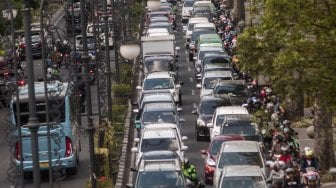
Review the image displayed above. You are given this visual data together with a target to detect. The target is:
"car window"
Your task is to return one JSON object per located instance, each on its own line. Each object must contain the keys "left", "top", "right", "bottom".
{"left": 137, "top": 171, "right": 185, "bottom": 188}
{"left": 200, "top": 100, "right": 228, "bottom": 115}
{"left": 141, "top": 138, "right": 178, "bottom": 152}
{"left": 221, "top": 121, "right": 256, "bottom": 136}
{"left": 214, "top": 84, "right": 247, "bottom": 96}
{"left": 215, "top": 115, "right": 225, "bottom": 126}
{"left": 184, "top": 1, "right": 195, "bottom": 7}
{"left": 204, "top": 77, "right": 231, "bottom": 89}
{"left": 144, "top": 60, "right": 174, "bottom": 74}
{"left": 221, "top": 176, "right": 264, "bottom": 188}
{"left": 142, "top": 111, "right": 176, "bottom": 124}
{"left": 143, "top": 78, "right": 174, "bottom": 90}
{"left": 203, "top": 57, "right": 231, "bottom": 65}
{"left": 209, "top": 140, "right": 225, "bottom": 155}
{"left": 218, "top": 152, "right": 263, "bottom": 168}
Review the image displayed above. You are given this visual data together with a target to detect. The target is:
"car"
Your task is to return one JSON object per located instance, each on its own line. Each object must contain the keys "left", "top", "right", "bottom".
{"left": 213, "top": 140, "right": 267, "bottom": 187}
{"left": 183, "top": 17, "right": 209, "bottom": 41}
{"left": 131, "top": 123, "right": 188, "bottom": 169}
{"left": 192, "top": 0, "right": 216, "bottom": 15}
{"left": 217, "top": 165, "right": 267, "bottom": 188}
{"left": 200, "top": 135, "right": 245, "bottom": 184}
{"left": 219, "top": 114, "right": 261, "bottom": 141}
{"left": 132, "top": 150, "right": 181, "bottom": 170}
{"left": 135, "top": 102, "right": 183, "bottom": 130}
{"left": 212, "top": 80, "right": 250, "bottom": 105}
{"left": 192, "top": 95, "right": 232, "bottom": 141}
{"left": 209, "top": 106, "right": 249, "bottom": 139}
{"left": 136, "top": 71, "right": 183, "bottom": 105}
{"left": 193, "top": 45, "right": 225, "bottom": 67}
{"left": 17, "top": 28, "right": 44, "bottom": 59}
{"left": 145, "top": 28, "right": 170, "bottom": 36}
{"left": 193, "top": 22, "right": 216, "bottom": 33}
{"left": 86, "top": 21, "right": 114, "bottom": 49}
{"left": 145, "top": 11, "right": 176, "bottom": 29}
{"left": 195, "top": 53, "right": 232, "bottom": 75}
{"left": 181, "top": 0, "right": 196, "bottom": 23}
{"left": 191, "top": 6, "right": 215, "bottom": 22}
{"left": 147, "top": 22, "right": 175, "bottom": 35}
{"left": 196, "top": 63, "right": 239, "bottom": 82}
{"left": 187, "top": 29, "right": 217, "bottom": 59}
{"left": 127, "top": 157, "right": 188, "bottom": 188}
{"left": 196, "top": 71, "right": 234, "bottom": 97}
{"left": 64, "top": 7, "right": 82, "bottom": 36}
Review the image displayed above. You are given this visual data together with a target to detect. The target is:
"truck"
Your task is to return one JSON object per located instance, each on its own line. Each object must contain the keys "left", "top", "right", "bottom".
{"left": 140, "top": 35, "right": 180, "bottom": 77}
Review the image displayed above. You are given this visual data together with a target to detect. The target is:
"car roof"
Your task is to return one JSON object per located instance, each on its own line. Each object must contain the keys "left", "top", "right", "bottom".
{"left": 142, "top": 150, "right": 179, "bottom": 160}
{"left": 203, "top": 53, "right": 231, "bottom": 59}
{"left": 221, "top": 140, "right": 260, "bottom": 152}
{"left": 144, "top": 123, "right": 179, "bottom": 129}
{"left": 143, "top": 93, "right": 173, "bottom": 101}
{"left": 222, "top": 165, "right": 264, "bottom": 177}
{"left": 215, "top": 106, "right": 249, "bottom": 115}
{"left": 140, "top": 159, "right": 181, "bottom": 172}
{"left": 215, "top": 80, "right": 246, "bottom": 86}
{"left": 200, "top": 94, "right": 224, "bottom": 101}
{"left": 188, "top": 17, "right": 209, "bottom": 23}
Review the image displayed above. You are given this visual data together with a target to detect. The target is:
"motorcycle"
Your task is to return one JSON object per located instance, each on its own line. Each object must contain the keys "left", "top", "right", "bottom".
{"left": 186, "top": 179, "right": 205, "bottom": 188}
{"left": 302, "top": 167, "right": 320, "bottom": 188}
{"left": 285, "top": 167, "right": 300, "bottom": 188}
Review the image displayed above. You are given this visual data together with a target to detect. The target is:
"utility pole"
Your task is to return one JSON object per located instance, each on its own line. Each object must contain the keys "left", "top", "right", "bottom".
{"left": 23, "top": 0, "right": 41, "bottom": 187}
{"left": 79, "top": 0, "right": 96, "bottom": 188}
{"left": 112, "top": 0, "right": 120, "bottom": 83}
{"left": 103, "top": 0, "right": 113, "bottom": 121}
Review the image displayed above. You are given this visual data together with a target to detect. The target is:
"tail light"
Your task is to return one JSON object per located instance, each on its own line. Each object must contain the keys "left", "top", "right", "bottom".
{"left": 89, "top": 69, "right": 94, "bottom": 74}
{"left": 65, "top": 137, "right": 73, "bottom": 157}
{"left": 15, "top": 142, "right": 22, "bottom": 160}
{"left": 18, "top": 80, "right": 26, "bottom": 86}
{"left": 19, "top": 43, "right": 25, "bottom": 49}
{"left": 4, "top": 72, "right": 9, "bottom": 76}
{"left": 205, "top": 164, "right": 215, "bottom": 173}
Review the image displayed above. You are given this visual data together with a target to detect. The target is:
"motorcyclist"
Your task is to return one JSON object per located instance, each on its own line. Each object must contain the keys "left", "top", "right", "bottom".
{"left": 283, "top": 127, "right": 300, "bottom": 159}
{"left": 182, "top": 159, "right": 199, "bottom": 187}
{"left": 279, "top": 145, "right": 292, "bottom": 167}
{"left": 301, "top": 147, "right": 320, "bottom": 173}
{"left": 269, "top": 134, "right": 285, "bottom": 159}
{"left": 267, "top": 162, "right": 285, "bottom": 188}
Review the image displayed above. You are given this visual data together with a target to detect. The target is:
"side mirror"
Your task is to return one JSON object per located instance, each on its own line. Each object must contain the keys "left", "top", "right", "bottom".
{"left": 134, "top": 138, "right": 140, "bottom": 143}
{"left": 179, "top": 81, "right": 184, "bottom": 85}
{"left": 179, "top": 118, "right": 185, "bottom": 122}
{"left": 130, "top": 167, "right": 137, "bottom": 172}
{"left": 196, "top": 84, "right": 201, "bottom": 89}
{"left": 176, "top": 84, "right": 181, "bottom": 89}
{"left": 126, "top": 183, "right": 134, "bottom": 188}
{"left": 131, "top": 147, "right": 138, "bottom": 153}
{"left": 208, "top": 123, "right": 213, "bottom": 128}
{"left": 175, "top": 46, "right": 180, "bottom": 51}
{"left": 136, "top": 86, "right": 142, "bottom": 90}
{"left": 181, "top": 145, "right": 188, "bottom": 151}
{"left": 193, "top": 56, "right": 197, "bottom": 61}
{"left": 177, "top": 107, "right": 183, "bottom": 112}
{"left": 183, "top": 26, "right": 187, "bottom": 31}
{"left": 192, "top": 109, "right": 197, "bottom": 114}
{"left": 132, "top": 109, "right": 139, "bottom": 113}
{"left": 182, "top": 136, "right": 188, "bottom": 142}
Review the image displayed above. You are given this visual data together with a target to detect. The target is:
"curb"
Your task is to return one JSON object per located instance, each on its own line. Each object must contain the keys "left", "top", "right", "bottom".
{"left": 115, "top": 100, "right": 132, "bottom": 188}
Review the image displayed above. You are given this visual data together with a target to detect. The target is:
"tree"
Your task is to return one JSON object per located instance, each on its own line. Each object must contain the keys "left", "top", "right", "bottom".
{"left": 237, "top": 0, "right": 336, "bottom": 172}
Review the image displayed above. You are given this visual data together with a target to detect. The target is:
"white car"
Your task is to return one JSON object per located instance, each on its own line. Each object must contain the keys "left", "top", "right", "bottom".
{"left": 136, "top": 71, "right": 183, "bottom": 105}
{"left": 182, "top": 0, "right": 196, "bottom": 23}
{"left": 131, "top": 123, "right": 188, "bottom": 169}
{"left": 217, "top": 165, "right": 267, "bottom": 188}
{"left": 213, "top": 141, "right": 267, "bottom": 187}
{"left": 183, "top": 17, "right": 209, "bottom": 40}
{"left": 196, "top": 71, "right": 234, "bottom": 97}
{"left": 209, "top": 106, "right": 249, "bottom": 139}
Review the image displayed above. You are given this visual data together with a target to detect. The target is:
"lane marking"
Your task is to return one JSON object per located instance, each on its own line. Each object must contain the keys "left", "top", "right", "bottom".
{"left": 187, "top": 66, "right": 191, "bottom": 71}
{"left": 189, "top": 77, "right": 193, "bottom": 83}
{"left": 191, "top": 89, "right": 195, "bottom": 96}
{"left": 193, "top": 102, "right": 197, "bottom": 109}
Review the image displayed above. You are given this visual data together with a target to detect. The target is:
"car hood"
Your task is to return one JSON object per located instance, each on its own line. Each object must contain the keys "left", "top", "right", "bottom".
{"left": 215, "top": 94, "right": 248, "bottom": 105}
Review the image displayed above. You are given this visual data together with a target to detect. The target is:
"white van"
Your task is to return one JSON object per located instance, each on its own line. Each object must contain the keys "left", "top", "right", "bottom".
{"left": 209, "top": 106, "right": 249, "bottom": 139}
{"left": 193, "top": 22, "right": 216, "bottom": 32}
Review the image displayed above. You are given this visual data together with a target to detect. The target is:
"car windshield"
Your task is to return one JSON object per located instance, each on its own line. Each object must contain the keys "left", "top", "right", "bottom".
{"left": 221, "top": 121, "right": 256, "bottom": 136}
{"left": 144, "top": 60, "right": 174, "bottom": 74}
{"left": 191, "top": 30, "right": 213, "bottom": 41}
{"left": 187, "top": 23, "right": 196, "bottom": 30}
{"left": 214, "top": 84, "right": 248, "bottom": 96}
{"left": 142, "top": 111, "right": 176, "bottom": 124}
{"left": 184, "top": 0, "right": 195, "bottom": 7}
{"left": 200, "top": 100, "right": 229, "bottom": 115}
{"left": 141, "top": 138, "right": 178, "bottom": 152}
{"left": 204, "top": 77, "right": 231, "bottom": 89}
{"left": 30, "top": 35, "right": 40, "bottom": 42}
{"left": 137, "top": 171, "right": 185, "bottom": 188}
{"left": 209, "top": 140, "right": 226, "bottom": 155}
{"left": 218, "top": 152, "right": 263, "bottom": 168}
{"left": 203, "top": 57, "right": 231, "bottom": 66}
{"left": 143, "top": 78, "right": 174, "bottom": 90}
{"left": 199, "top": 50, "right": 223, "bottom": 60}
{"left": 220, "top": 176, "right": 265, "bottom": 188}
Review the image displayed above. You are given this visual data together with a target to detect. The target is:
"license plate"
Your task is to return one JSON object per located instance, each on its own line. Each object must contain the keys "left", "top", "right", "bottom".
{"left": 40, "top": 162, "right": 49, "bottom": 168}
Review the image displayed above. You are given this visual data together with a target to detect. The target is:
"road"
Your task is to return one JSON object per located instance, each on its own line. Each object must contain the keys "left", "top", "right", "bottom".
{"left": 127, "top": 3, "right": 324, "bottom": 188}
{"left": 0, "top": 9, "right": 117, "bottom": 188}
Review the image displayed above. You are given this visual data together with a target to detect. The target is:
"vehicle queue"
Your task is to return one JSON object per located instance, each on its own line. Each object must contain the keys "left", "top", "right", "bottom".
{"left": 128, "top": 0, "right": 320, "bottom": 187}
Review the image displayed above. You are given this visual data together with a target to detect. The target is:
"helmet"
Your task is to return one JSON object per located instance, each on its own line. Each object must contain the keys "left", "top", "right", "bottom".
{"left": 273, "top": 162, "right": 280, "bottom": 171}
{"left": 305, "top": 148, "right": 313, "bottom": 158}
{"left": 283, "top": 127, "right": 290, "bottom": 134}
{"left": 281, "top": 145, "right": 289, "bottom": 152}
{"left": 265, "top": 87, "right": 273, "bottom": 95}
{"left": 184, "top": 158, "right": 189, "bottom": 165}
{"left": 283, "top": 120, "right": 290, "bottom": 126}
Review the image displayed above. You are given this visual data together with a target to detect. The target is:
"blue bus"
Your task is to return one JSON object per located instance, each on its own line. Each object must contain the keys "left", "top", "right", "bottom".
{"left": 10, "top": 81, "right": 80, "bottom": 175}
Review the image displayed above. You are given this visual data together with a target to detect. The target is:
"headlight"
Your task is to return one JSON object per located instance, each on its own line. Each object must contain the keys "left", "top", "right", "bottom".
{"left": 206, "top": 157, "right": 216, "bottom": 166}
{"left": 197, "top": 118, "right": 205, "bottom": 126}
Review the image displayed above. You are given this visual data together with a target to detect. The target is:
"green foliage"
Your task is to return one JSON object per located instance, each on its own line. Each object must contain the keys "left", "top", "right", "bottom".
{"left": 112, "top": 83, "right": 132, "bottom": 98}
{"left": 119, "top": 63, "right": 133, "bottom": 84}
{"left": 112, "top": 105, "right": 127, "bottom": 122}
{"left": 237, "top": 0, "right": 336, "bottom": 108}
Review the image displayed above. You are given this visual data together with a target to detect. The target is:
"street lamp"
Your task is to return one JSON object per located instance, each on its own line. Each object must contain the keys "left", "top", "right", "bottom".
{"left": 119, "top": 42, "right": 140, "bottom": 61}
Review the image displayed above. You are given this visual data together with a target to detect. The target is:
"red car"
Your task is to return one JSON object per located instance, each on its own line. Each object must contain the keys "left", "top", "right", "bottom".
{"left": 200, "top": 134, "right": 245, "bottom": 184}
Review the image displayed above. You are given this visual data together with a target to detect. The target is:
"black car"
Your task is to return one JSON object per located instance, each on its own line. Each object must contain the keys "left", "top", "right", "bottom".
{"left": 212, "top": 80, "right": 250, "bottom": 105}
{"left": 65, "top": 7, "right": 82, "bottom": 36}
{"left": 17, "top": 31, "right": 42, "bottom": 59}
{"left": 192, "top": 95, "right": 232, "bottom": 141}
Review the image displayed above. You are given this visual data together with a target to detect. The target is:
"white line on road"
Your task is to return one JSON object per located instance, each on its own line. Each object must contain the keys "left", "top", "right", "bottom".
{"left": 189, "top": 77, "right": 193, "bottom": 83}
{"left": 192, "top": 89, "right": 195, "bottom": 96}
{"left": 188, "top": 66, "right": 191, "bottom": 71}
{"left": 193, "top": 103, "right": 197, "bottom": 109}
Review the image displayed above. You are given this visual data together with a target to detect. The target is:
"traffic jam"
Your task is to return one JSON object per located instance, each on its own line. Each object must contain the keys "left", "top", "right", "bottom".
{"left": 128, "top": 0, "right": 320, "bottom": 188}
